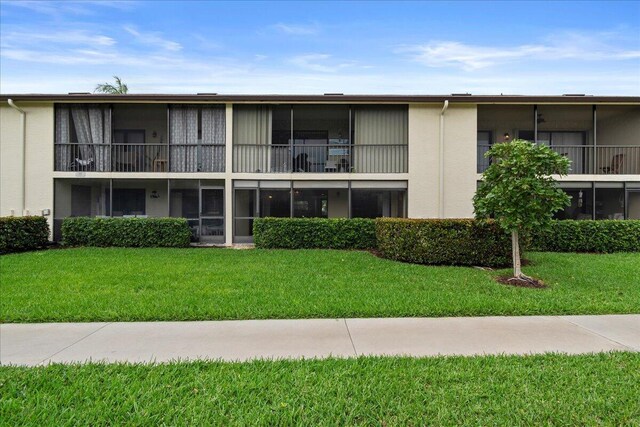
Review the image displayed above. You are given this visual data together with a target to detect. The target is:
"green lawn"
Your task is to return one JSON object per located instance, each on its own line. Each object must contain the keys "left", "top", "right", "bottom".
{"left": 1, "top": 353, "right": 638, "bottom": 426}
{"left": 1, "top": 248, "right": 638, "bottom": 322}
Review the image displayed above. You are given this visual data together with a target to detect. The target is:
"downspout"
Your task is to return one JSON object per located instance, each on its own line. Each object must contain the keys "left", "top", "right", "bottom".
{"left": 439, "top": 100, "right": 449, "bottom": 218}
{"left": 7, "top": 99, "right": 26, "bottom": 215}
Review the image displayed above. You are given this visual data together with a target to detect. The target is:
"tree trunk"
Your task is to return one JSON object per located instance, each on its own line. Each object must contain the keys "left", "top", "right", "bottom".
{"left": 512, "top": 229, "right": 522, "bottom": 278}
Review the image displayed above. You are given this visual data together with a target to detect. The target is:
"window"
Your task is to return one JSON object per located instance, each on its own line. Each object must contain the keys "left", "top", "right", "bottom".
{"left": 113, "top": 130, "right": 145, "bottom": 144}
{"left": 477, "top": 131, "right": 492, "bottom": 145}
{"left": 293, "top": 189, "right": 328, "bottom": 218}
{"left": 477, "top": 131, "right": 493, "bottom": 173}
{"left": 260, "top": 189, "right": 291, "bottom": 217}
{"left": 351, "top": 189, "right": 406, "bottom": 218}
{"left": 110, "top": 188, "right": 145, "bottom": 216}
{"left": 555, "top": 186, "right": 593, "bottom": 220}
{"left": 595, "top": 183, "right": 625, "bottom": 220}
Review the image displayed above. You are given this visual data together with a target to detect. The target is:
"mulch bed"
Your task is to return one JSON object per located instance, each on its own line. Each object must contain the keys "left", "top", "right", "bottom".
{"left": 496, "top": 276, "right": 547, "bottom": 289}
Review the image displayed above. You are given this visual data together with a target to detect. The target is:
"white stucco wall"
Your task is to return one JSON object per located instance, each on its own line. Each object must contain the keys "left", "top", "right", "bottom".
{"left": 407, "top": 103, "right": 477, "bottom": 218}
{"left": 443, "top": 104, "right": 477, "bottom": 218}
{"left": 407, "top": 104, "right": 440, "bottom": 218}
{"left": 0, "top": 102, "right": 55, "bottom": 236}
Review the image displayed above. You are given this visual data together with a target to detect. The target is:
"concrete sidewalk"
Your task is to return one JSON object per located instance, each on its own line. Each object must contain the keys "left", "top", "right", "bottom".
{"left": 1, "top": 315, "right": 638, "bottom": 366}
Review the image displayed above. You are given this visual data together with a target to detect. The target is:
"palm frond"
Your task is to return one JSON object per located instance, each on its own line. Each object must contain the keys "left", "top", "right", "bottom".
{"left": 94, "top": 76, "right": 129, "bottom": 94}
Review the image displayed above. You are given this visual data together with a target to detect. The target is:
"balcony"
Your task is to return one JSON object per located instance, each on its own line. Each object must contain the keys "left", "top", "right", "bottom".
{"left": 54, "top": 103, "right": 226, "bottom": 173}
{"left": 477, "top": 104, "right": 640, "bottom": 175}
{"left": 478, "top": 144, "right": 640, "bottom": 175}
{"left": 233, "top": 143, "right": 408, "bottom": 173}
{"left": 55, "top": 143, "right": 225, "bottom": 172}
{"left": 232, "top": 104, "right": 408, "bottom": 174}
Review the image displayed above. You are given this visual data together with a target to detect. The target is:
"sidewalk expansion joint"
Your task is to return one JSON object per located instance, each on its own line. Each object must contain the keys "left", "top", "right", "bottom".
{"left": 556, "top": 316, "right": 637, "bottom": 352}
{"left": 39, "top": 322, "right": 113, "bottom": 365}
{"left": 343, "top": 319, "right": 358, "bottom": 356}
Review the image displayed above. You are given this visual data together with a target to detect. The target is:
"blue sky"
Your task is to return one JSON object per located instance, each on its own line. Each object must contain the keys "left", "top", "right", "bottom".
{"left": 1, "top": 0, "right": 639, "bottom": 94}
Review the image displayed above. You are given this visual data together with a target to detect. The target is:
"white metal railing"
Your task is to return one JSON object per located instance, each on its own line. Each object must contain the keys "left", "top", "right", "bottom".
{"left": 477, "top": 144, "right": 640, "bottom": 175}
{"left": 233, "top": 144, "right": 408, "bottom": 173}
{"left": 55, "top": 143, "right": 225, "bottom": 172}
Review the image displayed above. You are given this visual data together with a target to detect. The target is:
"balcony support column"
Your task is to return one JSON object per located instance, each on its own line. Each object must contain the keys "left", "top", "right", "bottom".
{"left": 347, "top": 181, "right": 352, "bottom": 219}
{"left": 224, "top": 103, "right": 234, "bottom": 245}
{"left": 592, "top": 105, "right": 597, "bottom": 174}
{"left": 534, "top": 105, "right": 538, "bottom": 144}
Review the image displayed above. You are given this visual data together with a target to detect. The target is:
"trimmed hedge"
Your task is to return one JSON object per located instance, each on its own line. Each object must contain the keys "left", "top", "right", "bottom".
{"left": 376, "top": 218, "right": 512, "bottom": 267}
{"left": 0, "top": 216, "right": 50, "bottom": 254}
{"left": 253, "top": 217, "right": 376, "bottom": 249}
{"left": 531, "top": 220, "right": 640, "bottom": 253}
{"left": 62, "top": 217, "right": 192, "bottom": 248}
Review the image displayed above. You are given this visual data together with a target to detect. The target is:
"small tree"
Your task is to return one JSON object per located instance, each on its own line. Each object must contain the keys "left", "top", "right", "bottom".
{"left": 474, "top": 139, "right": 571, "bottom": 279}
{"left": 94, "top": 76, "right": 129, "bottom": 94}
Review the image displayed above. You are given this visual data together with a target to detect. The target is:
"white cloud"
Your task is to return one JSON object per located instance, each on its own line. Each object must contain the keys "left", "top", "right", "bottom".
{"left": 401, "top": 31, "right": 640, "bottom": 70}
{"left": 3, "top": 67, "right": 639, "bottom": 95}
{"left": 2, "top": 0, "right": 135, "bottom": 16}
{"left": 272, "top": 23, "right": 319, "bottom": 35}
{"left": 123, "top": 26, "right": 182, "bottom": 51}
{"left": 1, "top": 30, "right": 116, "bottom": 48}
{"left": 288, "top": 54, "right": 357, "bottom": 73}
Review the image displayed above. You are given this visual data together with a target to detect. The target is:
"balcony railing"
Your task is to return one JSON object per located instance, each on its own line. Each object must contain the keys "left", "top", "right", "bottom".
{"left": 478, "top": 144, "right": 640, "bottom": 175}
{"left": 233, "top": 144, "right": 408, "bottom": 173}
{"left": 55, "top": 143, "right": 225, "bottom": 172}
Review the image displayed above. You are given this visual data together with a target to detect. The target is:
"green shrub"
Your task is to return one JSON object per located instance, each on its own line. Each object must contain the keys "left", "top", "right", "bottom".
{"left": 253, "top": 218, "right": 376, "bottom": 249}
{"left": 0, "top": 216, "right": 50, "bottom": 254}
{"left": 530, "top": 220, "right": 640, "bottom": 253}
{"left": 62, "top": 217, "right": 192, "bottom": 248}
{"left": 375, "top": 218, "right": 511, "bottom": 267}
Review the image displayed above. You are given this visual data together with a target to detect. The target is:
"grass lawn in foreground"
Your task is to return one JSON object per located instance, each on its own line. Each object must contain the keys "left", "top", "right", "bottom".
{"left": 1, "top": 248, "right": 638, "bottom": 322}
{"left": 1, "top": 353, "right": 638, "bottom": 425}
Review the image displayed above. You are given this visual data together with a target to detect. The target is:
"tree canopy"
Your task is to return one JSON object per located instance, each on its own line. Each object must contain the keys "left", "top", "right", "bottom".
{"left": 474, "top": 139, "right": 571, "bottom": 278}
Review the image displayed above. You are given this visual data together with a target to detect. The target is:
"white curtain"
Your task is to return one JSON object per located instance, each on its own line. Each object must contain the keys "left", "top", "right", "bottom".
{"left": 55, "top": 107, "right": 71, "bottom": 170}
{"left": 169, "top": 105, "right": 198, "bottom": 172}
{"left": 353, "top": 106, "right": 407, "bottom": 173}
{"left": 232, "top": 106, "right": 272, "bottom": 172}
{"left": 201, "top": 106, "right": 226, "bottom": 172}
{"left": 56, "top": 104, "right": 110, "bottom": 171}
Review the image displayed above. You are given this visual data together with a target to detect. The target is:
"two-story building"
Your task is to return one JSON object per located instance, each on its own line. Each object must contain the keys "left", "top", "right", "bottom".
{"left": 1, "top": 93, "right": 639, "bottom": 245}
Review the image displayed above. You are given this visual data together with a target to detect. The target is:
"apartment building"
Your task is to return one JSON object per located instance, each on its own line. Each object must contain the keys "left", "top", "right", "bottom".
{"left": 1, "top": 94, "right": 638, "bottom": 244}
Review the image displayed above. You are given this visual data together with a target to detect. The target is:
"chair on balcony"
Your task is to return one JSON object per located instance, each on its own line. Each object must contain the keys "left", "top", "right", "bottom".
{"left": 324, "top": 160, "right": 338, "bottom": 172}
{"left": 601, "top": 154, "right": 624, "bottom": 174}
{"left": 70, "top": 157, "right": 94, "bottom": 171}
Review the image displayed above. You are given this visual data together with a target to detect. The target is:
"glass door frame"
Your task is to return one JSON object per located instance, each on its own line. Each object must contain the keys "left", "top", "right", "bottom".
{"left": 626, "top": 186, "right": 640, "bottom": 220}
{"left": 199, "top": 184, "right": 225, "bottom": 243}
{"left": 233, "top": 187, "right": 259, "bottom": 243}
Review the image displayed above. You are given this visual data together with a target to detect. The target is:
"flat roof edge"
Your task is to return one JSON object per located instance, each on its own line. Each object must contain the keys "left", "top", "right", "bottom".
{"left": 1, "top": 94, "right": 639, "bottom": 103}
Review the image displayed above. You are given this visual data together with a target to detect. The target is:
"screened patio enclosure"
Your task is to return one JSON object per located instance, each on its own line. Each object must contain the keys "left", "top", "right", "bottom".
{"left": 232, "top": 180, "right": 407, "bottom": 243}
{"left": 554, "top": 182, "right": 640, "bottom": 220}
{"left": 54, "top": 179, "right": 225, "bottom": 242}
